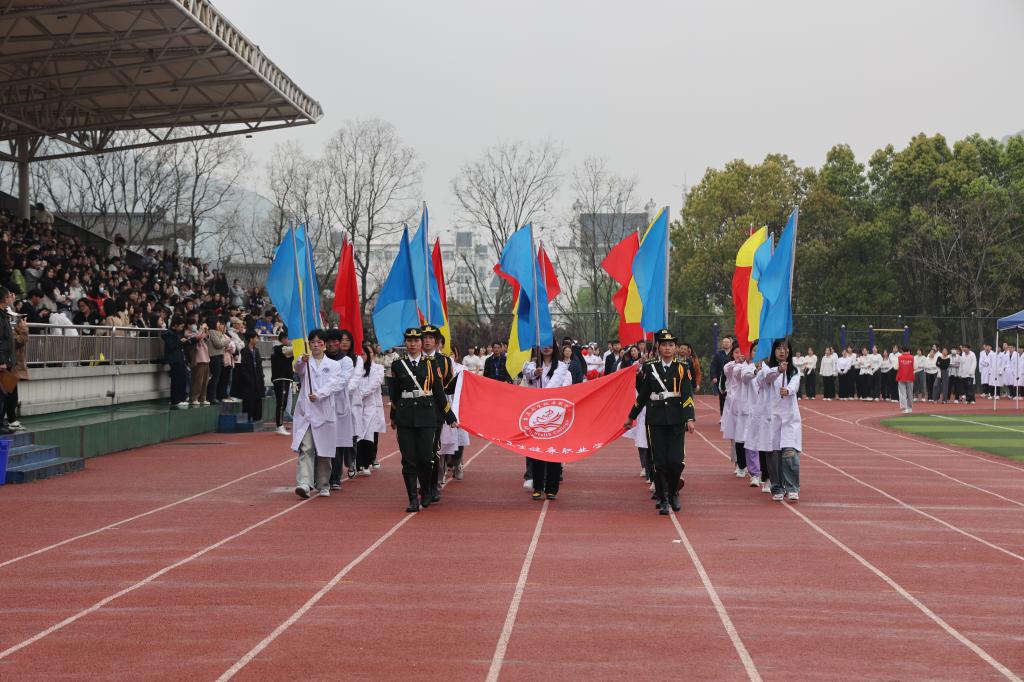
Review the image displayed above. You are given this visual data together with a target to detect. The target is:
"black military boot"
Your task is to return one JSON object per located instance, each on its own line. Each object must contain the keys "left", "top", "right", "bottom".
{"left": 418, "top": 467, "right": 432, "bottom": 508}
{"left": 403, "top": 474, "right": 420, "bottom": 513}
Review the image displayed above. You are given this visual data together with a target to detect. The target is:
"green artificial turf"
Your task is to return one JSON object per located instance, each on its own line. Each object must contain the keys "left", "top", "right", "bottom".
{"left": 880, "top": 413, "right": 1024, "bottom": 462}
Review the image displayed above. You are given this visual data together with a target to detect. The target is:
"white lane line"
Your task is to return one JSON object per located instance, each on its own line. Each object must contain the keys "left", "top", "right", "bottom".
{"left": 800, "top": 450, "right": 1024, "bottom": 562}
{"left": 485, "top": 499, "right": 549, "bottom": 682}
{"left": 0, "top": 448, "right": 401, "bottom": 571}
{"left": 0, "top": 497, "right": 314, "bottom": 660}
{"left": 668, "top": 512, "right": 761, "bottom": 682}
{"left": 803, "top": 406, "right": 1024, "bottom": 472}
{"left": 0, "top": 458, "right": 292, "bottom": 570}
{"left": 694, "top": 431, "right": 1023, "bottom": 681}
{"left": 782, "top": 504, "right": 1022, "bottom": 682}
{"left": 218, "top": 443, "right": 491, "bottom": 681}
{"left": 801, "top": 424, "right": 1024, "bottom": 509}
{"left": 695, "top": 431, "right": 1024, "bottom": 563}
{"left": 930, "top": 413, "right": 1024, "bottom": 435}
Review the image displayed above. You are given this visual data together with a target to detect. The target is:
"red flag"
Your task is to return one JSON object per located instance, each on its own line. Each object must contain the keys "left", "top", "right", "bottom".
{"left": 600, "top": 233, "right": 644, "bottom": 345}
{"left": 332, "top": 239, "right": 364, "bottom": 352}
{"left": 453, "top": 369, "right": 638, "bottom": 462}
{"left": 431, "top": 239, "right": 452, "bottom": 353}
{"left": 537, "top": 244, "right": 560, "bottom": 301}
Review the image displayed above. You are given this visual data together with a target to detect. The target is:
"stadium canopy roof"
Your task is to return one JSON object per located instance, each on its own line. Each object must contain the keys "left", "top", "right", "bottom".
{"left": 0, "top": 0, "right": 323, "bottom": 163}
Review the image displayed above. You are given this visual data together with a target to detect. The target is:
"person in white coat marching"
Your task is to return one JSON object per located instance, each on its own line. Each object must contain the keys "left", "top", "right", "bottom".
{"left": 440, "top": 344, "right": 472, "bottom": 481}
{"left": 522, "top": 345, "right": 571, "bottom": 499}
{"left": 762, "top": 339, "right": 802, "bottom": 502}
{"left": 350, "top": 342, "right": 386, "bottom": 476}
{"left": 291, "top": 329, "right": 346, "bottom": 499}
{"left": 719, "top": 345, "right": 748, "bottom": 475}
{"left": 325, "top": 329, "right": 357, "bottom": 488}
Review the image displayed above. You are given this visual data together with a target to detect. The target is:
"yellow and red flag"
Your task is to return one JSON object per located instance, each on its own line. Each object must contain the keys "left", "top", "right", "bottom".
{"left": 732, "top": 226, "right": 768, "bottom": 356}
{"left": 601, "top": 232, "right": 644, "bottom": 345}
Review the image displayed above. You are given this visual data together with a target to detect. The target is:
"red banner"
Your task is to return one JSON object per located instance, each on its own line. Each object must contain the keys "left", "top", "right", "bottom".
{"left": 453, "top": 368, "right": 637, "bottom": 462}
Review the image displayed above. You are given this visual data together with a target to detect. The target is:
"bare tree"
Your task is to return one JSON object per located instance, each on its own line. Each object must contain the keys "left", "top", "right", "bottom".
{"left": 168, "top": 134, "right": 251, "bottom": 259}
{"left": 450, "top": 140, "right": 562, "bottom": 317}
{"left": 323, "top": 119, "right": 422, "bottom": 313}
{"left": 556, "top": 157, "right": 640, "bottom": 338}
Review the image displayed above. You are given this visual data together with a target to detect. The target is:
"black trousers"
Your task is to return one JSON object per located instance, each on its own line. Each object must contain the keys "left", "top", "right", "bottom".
{"left": 804, "top": 370, "right": 816, "bottom": 398}
{"left": 964, "top": 378, "right": 975, "bottom": 403}
{"left": 217, "top": 364, "right": 232, "bottom": 400}
{"left": 273, "top": 381, "right": 290, "bottom": 426}
{"left": 529, "top": 458, "right": 562, "bottom": 495}
{"left": 398, "top": 425, "right": 436, "bottom": 495}
{"left": 823, "top": 375, "right": 836, "bottom": 399}
{"left": 356, "top": 433, "right": 378, "bottom": 469}
{"left": 871, "top": 372, "right": 881, "bottom": 399}
{"left": 207, "top": 355, "right": 223, "bottom": 403}
{"left": 648, "top": 423, "right": 685, "bottom": 501}
{"left": 718, "top": 391, "right": 726, "bottom": 416}
{"left": 4, "top": 385, "right": 18, "bottom": 421}
{"left": 925, "top": 373, "right": 936, "bottom": 399}
{"left": 168, "top": 363, "right": 187, "bottom": 404}
{"left": 734, "top": 440, "right": 747, "bottom": 470}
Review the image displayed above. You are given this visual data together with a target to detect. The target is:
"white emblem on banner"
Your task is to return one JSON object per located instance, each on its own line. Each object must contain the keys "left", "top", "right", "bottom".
{"left": 519, "top": 398, "right": 575, "bottom": 439}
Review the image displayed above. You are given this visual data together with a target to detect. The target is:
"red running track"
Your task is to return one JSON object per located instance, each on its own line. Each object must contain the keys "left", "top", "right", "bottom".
{"left": 0, "top": 397, "right": 1022, "bottom": 681}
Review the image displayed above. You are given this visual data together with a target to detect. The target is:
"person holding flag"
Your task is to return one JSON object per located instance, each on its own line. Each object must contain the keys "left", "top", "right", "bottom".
{"left": 420, "top": 323, "right": 457, "bottom": 502}
{"left": 623, "top": 329, "right": 697, "bottom": 516}
{"left": 389, "top": 327, "right": 457, "bottom": 513}
{"left": 291, "top": 328, "right": 346, "bottom": 499}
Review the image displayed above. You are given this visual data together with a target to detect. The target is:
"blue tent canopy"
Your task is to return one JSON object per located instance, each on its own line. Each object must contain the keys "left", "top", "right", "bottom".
{"left": 997, "top": 310, "right": 1024, "bottom": 331}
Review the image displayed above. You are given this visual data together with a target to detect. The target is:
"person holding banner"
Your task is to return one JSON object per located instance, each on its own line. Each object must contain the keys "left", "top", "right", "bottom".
{"left": 522, "top": 344, "right": 572, "bottom": 500}
{"left": 291, "top": 329, "right": 346, "bottom": 499}
{"left": 623, "top": 329, "right": 696, "bottom": 516}
{"left": 762, "top": 339, "right": 802, "bottom": 502}
{"left": 389, "top": 327, "right": 457, "bottom": 513}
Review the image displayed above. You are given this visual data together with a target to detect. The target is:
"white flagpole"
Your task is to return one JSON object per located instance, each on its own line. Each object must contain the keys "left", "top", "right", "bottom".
{"left": 289, "top": 225, "right": 309, "bottom": 342}
{"left": 529, "top": 224, "right": 541, "bottom": 350}
{"left": 422, "top": 201, "right": 431, "bottom": 324}
{"left": 662, "top": 206, "right": 670, "bottom": 330}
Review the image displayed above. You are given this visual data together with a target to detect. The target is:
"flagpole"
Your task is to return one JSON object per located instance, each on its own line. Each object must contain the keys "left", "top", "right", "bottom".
{"left": 288, "top": 225, "right": 309, "bottom": 342}
{"left": 422, "top": 201, "right": 431, "bottom": 324}
{"left": 301, "top": 223, "right": 318, "bottom": 329}
{"left": 529, "top": 224, "right": 541, "bottom": 351}
{"left": 662, "top": 206, "right": 670, "bottom": 330}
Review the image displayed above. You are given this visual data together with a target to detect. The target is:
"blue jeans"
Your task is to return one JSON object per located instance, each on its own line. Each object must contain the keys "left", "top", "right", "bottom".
{"left": 767, "top": 448, "right": 800, "bottom": 495}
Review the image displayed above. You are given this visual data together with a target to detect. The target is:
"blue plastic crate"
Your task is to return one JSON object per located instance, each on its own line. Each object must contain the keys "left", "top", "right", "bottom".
{"left": 0, "top": 438, "right": 10, "bottom": 486}
{"left": 217, "top": 415, "right": 238, "bottom": 433}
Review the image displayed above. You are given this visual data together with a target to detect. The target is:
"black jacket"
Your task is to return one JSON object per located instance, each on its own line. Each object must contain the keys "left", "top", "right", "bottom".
{"left": 604, "top": 352, "right": 619, "bottom": 375}
{"left": 271, "top": 344, "right": 294, "bottom": 382}
{"left": 0, "top": 312, "right": 13, "bottom": 368}
{"left": 629, "top": 359, "right": 696, "bottom": 426}
{"left": 389, "top": 356, "right": 456, "bottom": 428}
{"left": 709, "top": 349, "right": 728, "bottom": 393}
{"left": 161, "top": 329, "right": 187, "bottom": 366}
{"left": 483, "top": 354, "right": 512, "bottom": 383}
{"left": 235, "top": 346, "right": 266, "bottom": 400}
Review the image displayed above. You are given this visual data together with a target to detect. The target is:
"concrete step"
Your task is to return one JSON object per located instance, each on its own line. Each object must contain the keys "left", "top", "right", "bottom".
{"left": 1, "top": 431, "right": 34, "bottom": 448}
{"left": 6, "top": 444, "right": 62, "bottom": 469}
{"left": 5, "top": 456, "right": 85, "bottom": 484}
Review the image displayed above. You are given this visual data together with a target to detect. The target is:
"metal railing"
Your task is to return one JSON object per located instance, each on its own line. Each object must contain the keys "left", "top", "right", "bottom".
{"left": 24, "top": 324, "right": 278, "bottom": 368}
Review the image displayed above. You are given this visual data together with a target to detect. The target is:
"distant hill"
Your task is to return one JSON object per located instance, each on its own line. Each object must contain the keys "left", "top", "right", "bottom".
{"left": 1000, "top": 130, "right": 1024, "bottom": 144}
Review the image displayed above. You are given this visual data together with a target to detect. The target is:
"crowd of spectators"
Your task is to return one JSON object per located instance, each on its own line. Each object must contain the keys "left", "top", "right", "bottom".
{"left": 0, "top": 205, "right": 282, "bottom": 337}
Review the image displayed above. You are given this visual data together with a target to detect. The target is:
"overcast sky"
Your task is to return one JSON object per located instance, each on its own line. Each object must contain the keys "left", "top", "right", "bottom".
{"left": 215, "top": 0, "right": 1024, "bottom": 237}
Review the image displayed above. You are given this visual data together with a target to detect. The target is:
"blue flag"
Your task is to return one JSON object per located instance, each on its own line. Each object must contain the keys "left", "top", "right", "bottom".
{"left": 753, "top": 208, "right": 798, "bottom": 362}
{"left": 408, "top": 206, "right": 445, "bottom": 325}
{"left": 372, "top": 227, "right": 420, "bottom": 349}
{"left": 499, "top": 224, "right": 552, "bottom": 349}
{"left": 265, "top": 224, "right": 321, "bottom": 339}
{"left": 632, "top": 208, "right": 668, "bottom": 331}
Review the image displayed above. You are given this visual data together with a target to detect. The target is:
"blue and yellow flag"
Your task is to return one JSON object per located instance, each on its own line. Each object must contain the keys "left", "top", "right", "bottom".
{"left": 266, "top": 225, "right": 321, "bottom": 346}
{"left": 631, "top": 207, "right": 668, "bottom": 332}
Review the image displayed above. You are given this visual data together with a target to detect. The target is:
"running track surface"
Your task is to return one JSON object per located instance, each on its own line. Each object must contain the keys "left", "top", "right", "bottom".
{"left": 1, "top": 397, "right": 1022, "bottom": 681}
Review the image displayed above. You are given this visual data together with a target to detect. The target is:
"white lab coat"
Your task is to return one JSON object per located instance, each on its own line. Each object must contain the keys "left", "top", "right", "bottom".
{"left": 523, "top": 360, "right": 571, "bottom": 388}
{"left": 979, "top": 350, "right": 992, "bottom": 385}
{"left": 763, "top": 366, "right": 803, "bottom": 452}
{"left": 349, "top": 358, "right": 386, "bottom": 442}
{"left": 720, "top": 361, "right": 742, "bottom": 440}
{"left": 290, "top": 355, "right": 345, "bottom": 458}
{"left": 727, "top": 361, "right": 753, "bottom": 442}
{"left": 440, "top": 361, "right": 471, "bottom": 454}
{"left": 333, "top": 355, "right": 356, "bottom": 446}
{"left": 738, "top": 362, "right": 767, "bottom": 451}
{"left": 959, "top": 351, "right": 977, "bottom": 381}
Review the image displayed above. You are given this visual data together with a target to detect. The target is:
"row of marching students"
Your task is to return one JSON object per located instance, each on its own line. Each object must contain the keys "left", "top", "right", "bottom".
{"left": 290, "top": 328, "right": 388, "bottom": 499}
{"left": 720, "top": 338, "right": 802, "bottom": 502}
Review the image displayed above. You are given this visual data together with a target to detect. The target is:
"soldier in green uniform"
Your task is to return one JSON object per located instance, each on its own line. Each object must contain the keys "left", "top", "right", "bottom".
{"left": 623, "top": 329, "right": 696, "bottom": 516}
{"left": 389, "top": 327, "right": 457, "bottom": 512}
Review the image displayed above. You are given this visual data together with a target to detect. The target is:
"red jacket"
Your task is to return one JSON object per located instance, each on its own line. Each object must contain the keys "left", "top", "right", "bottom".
{"left": 896, "top": 353, "right": 915, "bottom": 382}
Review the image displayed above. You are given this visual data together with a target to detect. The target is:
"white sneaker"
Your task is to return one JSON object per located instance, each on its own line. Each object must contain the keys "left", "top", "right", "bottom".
{"left": 772, "top": 493, "right": 784, "bottom": 501}
{"left": 735, "top": 468, "right": 747, "bottom": 478}
{"left": 640, "top": 468, "right": 646, "bottom": 477}
{"left": 787, "top": 492, "right": 799, "bottom": 502}
{"left": 357, "top": 468, "right": 371, "bottom": 477}
{"left": 523, "top": 479, "right": 533, "bottom": 490}
{"left": 732, "top": 466, "right": 741, "bottom": 476}
{"left": 9, "top": 420, "right": 22, "bottom": 428}
{"left": 761, "top": 482, "right": 772, "bottom": 493}
{"left": 318, "top": 488, "right": 330, "bottom": 497}
{"left": 649, "top": 481, "right": 656, "bottom": 492}
{"left": 201, "top": 401, "right": 210, "bottom": 406}
{"left": 749, "top": 475, "right": 760, "bottom": 487}
{"left": 952, "top": 400, "right": 959, "bottom": 404}
{"left": 175, "top": 401, "right": 190, "bottom": 409}
{"left": 372, "top": 462, "right": 382, "bottom": 469}
{"left": 276, "top": 426, "right": 290, "bottom": 436}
